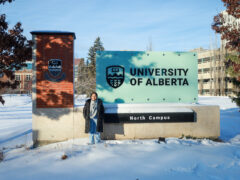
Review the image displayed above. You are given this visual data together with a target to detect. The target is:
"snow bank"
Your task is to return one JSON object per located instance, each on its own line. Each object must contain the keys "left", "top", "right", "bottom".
{"left": 198, "top": 96, "right": 238, "bottom": 110}
{"left": 0, "top": 94, "right": 32, "bottom": 148}
{"left": 0, "top": 94, "right": 31, "bottom": 107}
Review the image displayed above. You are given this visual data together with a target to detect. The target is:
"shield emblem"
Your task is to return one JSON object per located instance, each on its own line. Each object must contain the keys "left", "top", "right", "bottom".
{"left": 48, "top": 59, "right": 62, "bottom": 77}
{"left": 106, "top": 66, "right": 125, "bottom": 88}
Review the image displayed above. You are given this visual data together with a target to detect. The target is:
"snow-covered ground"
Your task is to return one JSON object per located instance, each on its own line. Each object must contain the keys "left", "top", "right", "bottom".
{"left": 0, "top": 95, "right": 239, "bottom": 180}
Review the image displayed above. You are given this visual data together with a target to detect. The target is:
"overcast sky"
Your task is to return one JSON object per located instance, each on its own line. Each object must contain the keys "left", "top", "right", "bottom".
{"left": 1, "top": 0, "right": 225, "bottom": 59}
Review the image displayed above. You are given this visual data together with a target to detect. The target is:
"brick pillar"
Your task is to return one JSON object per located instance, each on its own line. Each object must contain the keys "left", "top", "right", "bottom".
{"left": 31, "top": 31, "right": 76, "bottom": 146}
{"left": 31, "top": 31, "right": 75, "bottom": 108}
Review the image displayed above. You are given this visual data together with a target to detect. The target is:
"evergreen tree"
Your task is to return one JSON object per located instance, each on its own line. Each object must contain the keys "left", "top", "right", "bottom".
{"left": 87, "top": 37, "right": 104, "bottom": 75}
{"left": 86, "top": 37, "right": 104, "bottom": 94}
{"left": 88, "top": 46, "right": 96, "bottom": 74}
{"left": 0, "top": 0, "right": 32, "bottom": 104}
{"left": 94, "top": 37, "right": 104, "bottom": 51}
{"left": 212, "top": 0, "right": 240, "bottom": 107}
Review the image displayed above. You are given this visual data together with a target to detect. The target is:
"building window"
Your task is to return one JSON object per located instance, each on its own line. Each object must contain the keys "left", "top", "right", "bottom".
{"left": 202, "top": 89, "right": 210, "bottom": 95}
{"left": 15, "top": 75, "right": 21, "bottom": 81}
{"left": 203, "top": 68, "right": 210, "bottom": 73}
{"left": 203, "top": 79, "right": 210, "bottom": 84}
{"left": 203, "top": 57, "right": 210, "bottom": 63}
{"left": 26, "top": 75, "right": 31, "bottom": 81}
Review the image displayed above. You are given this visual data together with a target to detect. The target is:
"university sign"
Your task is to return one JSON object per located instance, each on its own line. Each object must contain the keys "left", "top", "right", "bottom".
{"left": 30, "top": 31, "right": 220, "bottom": 144}
{"left": 96, "top": 51, "right": 198, "bottom": 104}
{"left": 107, "top": 67, "right": 190, "bottom": 87}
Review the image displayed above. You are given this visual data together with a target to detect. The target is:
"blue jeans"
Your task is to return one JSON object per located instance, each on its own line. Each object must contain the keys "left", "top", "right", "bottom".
{"left": 89, "top": 118, "right": 101, "bottom": 144}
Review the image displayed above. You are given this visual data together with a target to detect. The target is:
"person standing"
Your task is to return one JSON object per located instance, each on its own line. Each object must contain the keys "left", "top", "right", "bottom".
{"left": 83, "top": 92, "right": 105, "bottom": 144}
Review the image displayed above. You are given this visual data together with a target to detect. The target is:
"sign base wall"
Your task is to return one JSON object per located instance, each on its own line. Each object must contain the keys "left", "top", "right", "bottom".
{"left": 32, "top": 104, "right": 219, "bottom": 146}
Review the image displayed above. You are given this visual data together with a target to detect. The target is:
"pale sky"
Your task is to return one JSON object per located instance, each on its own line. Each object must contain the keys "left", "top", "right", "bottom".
{"left": 1, "top": 0, "right": 225, "bottom": 59}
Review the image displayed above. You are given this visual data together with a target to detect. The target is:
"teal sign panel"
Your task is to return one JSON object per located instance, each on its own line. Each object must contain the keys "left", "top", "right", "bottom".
{"left": 96, "top": 51, "right": 198, "bottom": 104}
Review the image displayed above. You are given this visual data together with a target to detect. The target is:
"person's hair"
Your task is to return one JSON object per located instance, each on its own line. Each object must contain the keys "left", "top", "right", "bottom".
{"left": 90, "top": 92, "right": 98, "bottom": 98}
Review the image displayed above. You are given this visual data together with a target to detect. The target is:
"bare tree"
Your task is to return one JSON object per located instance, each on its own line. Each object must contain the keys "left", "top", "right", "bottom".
{"left": 146, "top": 36, "right": 153, "bottom": 51}
{"left": 199, "top": 78, "right": 203, "bottom": 95}
{"left": 75, "top": 59, "right": 96, "bottom": 96}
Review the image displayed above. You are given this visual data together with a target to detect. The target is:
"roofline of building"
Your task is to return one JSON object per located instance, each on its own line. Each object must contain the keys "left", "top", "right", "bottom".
{"left": 30, "top": 31, "right": 76, "bottom": 39}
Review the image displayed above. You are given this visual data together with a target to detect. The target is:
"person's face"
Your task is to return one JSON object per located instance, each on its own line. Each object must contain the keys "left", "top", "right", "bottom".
{"left": 91, "top": 93, "right": 97, "bottom": 101}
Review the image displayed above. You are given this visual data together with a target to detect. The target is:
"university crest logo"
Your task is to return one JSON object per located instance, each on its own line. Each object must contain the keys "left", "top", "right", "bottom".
{"left": 44, "top": 59, "right": 66, "bottom": 82}
{"left": 106, "top": 65, "right": 125, "bottom": 88}
{"left": 48, "top": 59, "right": 62, "bottom": 77}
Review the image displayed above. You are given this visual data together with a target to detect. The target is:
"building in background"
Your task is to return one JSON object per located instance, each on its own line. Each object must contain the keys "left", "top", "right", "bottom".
{"left": 0, "top": 61, "right": 32, "bottom": 94}
{"left": 192, "top": 11, "right": 239, "bottom": 97}
{"left": 191, "top": 47, "right": 235, "bottom": 96}
{"left": 15, "top": 61, "right": 32, "bottom": 94}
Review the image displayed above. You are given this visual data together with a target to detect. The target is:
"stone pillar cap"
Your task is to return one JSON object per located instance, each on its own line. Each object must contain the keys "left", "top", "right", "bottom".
{"left": 30, "top": 30, "right": 76, "bottom": 39}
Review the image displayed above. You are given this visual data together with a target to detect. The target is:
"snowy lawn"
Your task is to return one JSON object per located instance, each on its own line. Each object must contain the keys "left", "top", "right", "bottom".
{"left": 0, "top": 95, "right": 239, "bottom": 180}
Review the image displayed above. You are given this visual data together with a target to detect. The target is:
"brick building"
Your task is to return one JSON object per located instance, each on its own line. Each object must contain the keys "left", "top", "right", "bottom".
{"left": 15, "top": 62, "right": 32, "bottom": 94}
{"left": 0, "top": 61, "right": 32, "bottom": 94}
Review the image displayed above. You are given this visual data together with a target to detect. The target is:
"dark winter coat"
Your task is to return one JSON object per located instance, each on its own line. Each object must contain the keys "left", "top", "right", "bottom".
{"left": 83, "top": 99, "right": 105, "bottom": 133}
